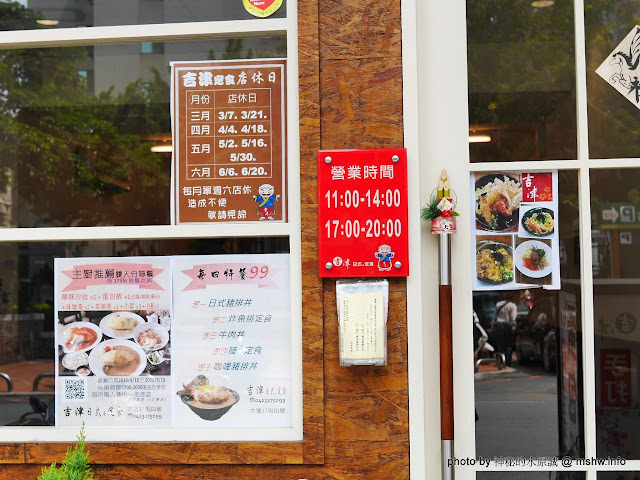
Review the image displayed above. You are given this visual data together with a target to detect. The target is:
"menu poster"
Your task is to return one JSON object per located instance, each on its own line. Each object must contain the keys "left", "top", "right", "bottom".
{"left": 471, "top": 171, "right": 560, "bottom": 291}
{"left": 171, "top": 254, "right": 292, "bottom": 429}
{"left": 54, "top": 257, "right": 172, "bottom": 428}
{"left": 171, "top": 59, "right": 287, "bottom": 225}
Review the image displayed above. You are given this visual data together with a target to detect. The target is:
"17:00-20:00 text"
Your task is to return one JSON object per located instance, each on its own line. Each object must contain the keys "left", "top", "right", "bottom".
{"left": 324, "top": 219, "right": 402, "bottom": 238}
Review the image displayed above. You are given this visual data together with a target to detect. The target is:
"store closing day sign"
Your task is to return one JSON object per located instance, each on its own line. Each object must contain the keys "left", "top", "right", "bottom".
{"left": 54, "top": 254, "right": 292, "bottom": 431}
{"left": 171, "top": 59, "right": 287, "bottom": 224}
{"left": 317, "top": 148, "right": 409, "bottom": 278}
{"left": 471, "top": 171, "right": 560, "bottom": 291}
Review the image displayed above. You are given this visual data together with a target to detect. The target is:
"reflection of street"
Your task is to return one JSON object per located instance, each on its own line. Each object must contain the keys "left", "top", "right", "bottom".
{"left": 475, "top": 362, "right": 558, "bottom": 459}
{"left": 0, "top": 361, "right": 55, "bottom": 426}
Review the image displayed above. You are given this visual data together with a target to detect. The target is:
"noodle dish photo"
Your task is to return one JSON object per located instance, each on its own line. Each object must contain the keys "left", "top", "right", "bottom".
{"left": 521, "top": 207, "right": 555, "bottom": 237}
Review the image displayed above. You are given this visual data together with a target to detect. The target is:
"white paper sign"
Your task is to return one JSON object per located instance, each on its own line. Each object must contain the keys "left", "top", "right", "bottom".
{"left": 596, "top": 26, "right": 640, "bottom": 109}
{"left": 54, "top": 257, "right": 172, "bottom": 428}
{"left": 339, "top": 292, "right": 385, "bottom": 361}
{"left": 171, "top": 254, "right": 292, "bottom": 429}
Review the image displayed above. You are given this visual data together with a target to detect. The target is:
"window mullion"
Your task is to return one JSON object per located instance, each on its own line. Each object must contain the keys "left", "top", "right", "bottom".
{"left": 0, "top": 224, "right": 293, "bottom": 243}
{"left": 574, "top": 0, "right": 590, "bottom": 161}
{"left": 0, "top": 19, "right": 287, "bottom": 49}
{"left": 578, "top": 165, "right": 598, "bottom": 459}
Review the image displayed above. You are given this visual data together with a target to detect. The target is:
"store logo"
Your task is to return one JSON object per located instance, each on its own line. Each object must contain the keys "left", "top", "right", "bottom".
{"left": 243, "top": 0, "right": 283, "bottom": 18}
{"left": 615, "top": 312, "right": 637, "bottom": 335}
{"left": 596, "top": 25, "right": 640, "bottom": 109}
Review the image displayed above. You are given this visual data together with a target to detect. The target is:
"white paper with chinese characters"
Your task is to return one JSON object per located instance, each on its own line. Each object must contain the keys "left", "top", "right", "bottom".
{"left": 171, "top": 254, "right": 292, "bottom": 430}
{"left": 339, "top": 292, "right": 385, "bottom": 361}
{"left": 54, "top": 256, "right": 172, "bottom": 428}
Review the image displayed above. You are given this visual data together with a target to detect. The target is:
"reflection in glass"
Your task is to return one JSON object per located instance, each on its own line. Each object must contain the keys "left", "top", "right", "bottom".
{"left": 474, "top": 172, "right": 583, "bottom": 459}
{"left": 591, "top": 169, "right": 640, "bottom": 458}
{"left": 478, "top": 473, "right": 585, "bottom": 480}
{"left": 0, "top": 37, "right": 285, "bottom": 228}
{"left": 0, "top": 0, "right": 286, "bottom": 31}
{"left": 585, "top": 1, "right": 640, "bottom": 159}
{"left": 466, "top": 0, "right": 577, "bottom": 162}
{"left": 598, "top": 473, "right": 640, "bottom": 480}
{"left": 0, "top": 237, "right": 289, "bottom": 426}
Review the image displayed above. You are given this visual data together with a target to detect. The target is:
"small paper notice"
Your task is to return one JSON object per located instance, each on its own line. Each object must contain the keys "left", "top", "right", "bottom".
{"left": 339, "top": 292, "right": 385, "bottom": 362}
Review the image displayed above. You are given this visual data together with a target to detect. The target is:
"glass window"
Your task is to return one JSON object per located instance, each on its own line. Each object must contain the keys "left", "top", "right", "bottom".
{"left": 0, "top": 0, "right": 286, "bottom": 31}
{"left": 0, "top": 237, "right": 289, "bottom": 427}
{"left": 585, "top": 1, "right": 640, "bottom": 159}
{"left": 478, "top": 473, "right": 585, "bottom": 480}
{"left": 591, "top": 169, "right": 640, "bottom": 458}
{"left": 598, "top": 474, "right": 640, "bottom": 480}
{"left": 0, "top": 36, "right": 285, "bottom": 228}
{"left": 466, "top": 1, "right": 577, "bottom": 162}
{"left": 474, "top": 171, "right": 584, "bottom": 459}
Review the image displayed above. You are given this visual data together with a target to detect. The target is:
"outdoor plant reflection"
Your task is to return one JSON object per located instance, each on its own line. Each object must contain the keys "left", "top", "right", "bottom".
{"left": 0, "top": 2, "right": 170, "bottom": 227}
{"left": 0, "top": 2, "right": 286, "bottom": 228}
{"left": 586, "top": 0, "right": 640, "bottom": 159}
{"left": 466, "top": 0, "right": 577, "bottom": 162}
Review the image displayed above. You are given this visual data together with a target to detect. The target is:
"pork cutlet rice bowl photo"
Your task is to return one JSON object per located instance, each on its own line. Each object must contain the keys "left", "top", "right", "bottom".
{"left": 475, "top": 173, "right": 522, "bottom": 232}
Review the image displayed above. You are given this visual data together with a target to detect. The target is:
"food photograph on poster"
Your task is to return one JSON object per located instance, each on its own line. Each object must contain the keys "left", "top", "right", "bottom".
{"left": 475, "top": 235, "right": 515, "bottom": 287}
{"left": 475, "top": 172, "right": 522, "bottom": 233}
{"left": 58, "top": 308, "right": 171, "bottom": 378}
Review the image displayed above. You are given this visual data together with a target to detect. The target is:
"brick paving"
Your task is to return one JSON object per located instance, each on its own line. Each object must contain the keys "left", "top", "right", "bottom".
{"left": 0, "top": 361, "right": 56, "bottom": 393}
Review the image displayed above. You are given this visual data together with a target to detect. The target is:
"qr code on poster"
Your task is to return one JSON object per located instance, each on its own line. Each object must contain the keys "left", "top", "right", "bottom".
{"left": 63, "top": 377, "right": 87, "bottom": 402}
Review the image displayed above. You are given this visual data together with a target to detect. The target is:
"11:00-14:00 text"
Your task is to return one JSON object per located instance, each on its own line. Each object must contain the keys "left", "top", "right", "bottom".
{"left": 324, "top": 219, "right": 402, "bottom": 238}
{"left": 325, "top": 189, "right": 401, "bottom": 208}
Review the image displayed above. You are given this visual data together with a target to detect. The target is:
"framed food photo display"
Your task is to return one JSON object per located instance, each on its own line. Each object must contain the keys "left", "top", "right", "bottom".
{"left": 471, "top": 171, "right": 560, "bottom": 292}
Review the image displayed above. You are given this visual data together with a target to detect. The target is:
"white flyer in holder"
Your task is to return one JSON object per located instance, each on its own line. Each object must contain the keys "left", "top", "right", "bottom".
{"left": 336, "top": 279, "right": 388, "bottom": 366}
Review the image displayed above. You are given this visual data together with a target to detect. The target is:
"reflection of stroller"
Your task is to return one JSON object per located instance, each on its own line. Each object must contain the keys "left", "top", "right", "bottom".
{"left": 473, "top": 310, "right": 505, "bottom": 371}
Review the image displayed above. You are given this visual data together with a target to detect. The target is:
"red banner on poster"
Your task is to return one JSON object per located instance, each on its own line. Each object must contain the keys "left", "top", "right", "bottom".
{"left": 317, "top": 148, "right": 409, "bottom": 278}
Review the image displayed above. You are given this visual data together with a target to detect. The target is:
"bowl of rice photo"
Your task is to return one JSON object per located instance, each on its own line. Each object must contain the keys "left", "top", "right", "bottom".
{"left": 475, "top": 240, "right": 514, "bottom": 285}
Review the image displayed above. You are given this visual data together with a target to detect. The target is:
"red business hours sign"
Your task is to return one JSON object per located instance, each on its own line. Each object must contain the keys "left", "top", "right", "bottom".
{"left": 318, "top": 149, "right": 409, "bottom": 278}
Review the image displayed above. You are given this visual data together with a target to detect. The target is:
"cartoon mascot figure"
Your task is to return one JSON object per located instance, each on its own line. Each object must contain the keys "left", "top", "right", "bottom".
{"left": 375, "top": 244, "right": 395, "bottom": 271}
{"left": 253, "top": 183, "right": 280, "bottom": 220}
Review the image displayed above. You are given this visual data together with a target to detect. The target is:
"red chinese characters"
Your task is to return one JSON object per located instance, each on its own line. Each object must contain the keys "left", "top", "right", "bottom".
{"left": 600, "top": 348, "right": 631, "bottom": 407}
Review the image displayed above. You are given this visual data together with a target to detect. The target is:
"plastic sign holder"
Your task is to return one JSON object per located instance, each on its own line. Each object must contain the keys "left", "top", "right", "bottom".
{"left": 336, "top": 279, "right": 388, "bottom": 366}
